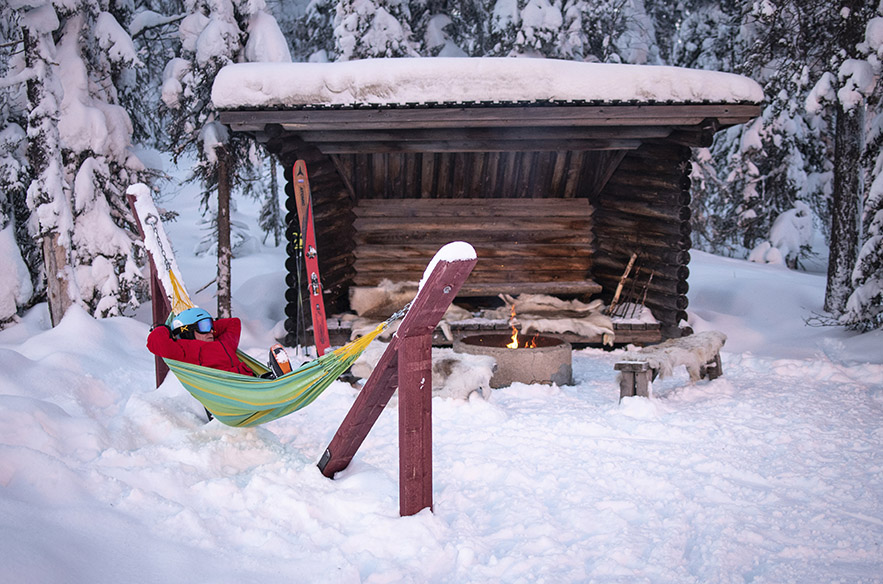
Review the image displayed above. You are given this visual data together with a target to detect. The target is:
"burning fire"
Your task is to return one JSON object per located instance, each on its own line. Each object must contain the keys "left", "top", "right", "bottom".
{"left": 507, "top": 305, "right": 519, "bottom": 348}
{"left": 506, "top": 304, "right": 537, "bottom": 349}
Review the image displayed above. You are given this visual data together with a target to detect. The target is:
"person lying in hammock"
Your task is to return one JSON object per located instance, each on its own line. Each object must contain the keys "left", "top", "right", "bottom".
{"left": 147, "top": 307, "right": 290, "bottom": 377}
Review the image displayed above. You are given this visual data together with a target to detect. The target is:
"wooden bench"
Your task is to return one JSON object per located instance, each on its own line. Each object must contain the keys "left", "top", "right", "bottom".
{"left": 615, "top": 331, "right": 726, "bottom": 399}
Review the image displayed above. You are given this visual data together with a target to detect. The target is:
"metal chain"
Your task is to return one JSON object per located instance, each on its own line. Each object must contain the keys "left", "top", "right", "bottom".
{"left": 382, "top": 300, "right": 413, "bottom": 328}
{"left": 144, "top": 214, "right": 172, "bottom": 272}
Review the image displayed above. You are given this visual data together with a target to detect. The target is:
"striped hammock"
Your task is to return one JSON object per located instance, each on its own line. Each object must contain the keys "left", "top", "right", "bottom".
{"left": 166, "top": 322, "right": 388, "bottom": 427}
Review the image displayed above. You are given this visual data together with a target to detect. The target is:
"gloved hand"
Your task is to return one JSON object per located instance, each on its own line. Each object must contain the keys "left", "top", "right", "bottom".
{"left": 149, "top": 323, "right": 172, "bottom": 336}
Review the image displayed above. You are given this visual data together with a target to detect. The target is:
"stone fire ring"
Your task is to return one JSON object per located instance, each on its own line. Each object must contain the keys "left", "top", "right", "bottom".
{"left": 453, "top": 333, "right": 573, "bottom": 388}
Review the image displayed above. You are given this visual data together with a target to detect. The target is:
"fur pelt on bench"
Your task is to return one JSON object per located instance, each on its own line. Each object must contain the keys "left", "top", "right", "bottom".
{"left": 621, "top": 330, "right": 727, "bottom": 381}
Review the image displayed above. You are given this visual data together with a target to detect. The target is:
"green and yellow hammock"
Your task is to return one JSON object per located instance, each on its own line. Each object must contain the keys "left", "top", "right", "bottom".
{"left": 165, "top": 321, "right": 388, "bottom": 427}
{"left": 160, "top": 269, "right": 397, "bottom": 428}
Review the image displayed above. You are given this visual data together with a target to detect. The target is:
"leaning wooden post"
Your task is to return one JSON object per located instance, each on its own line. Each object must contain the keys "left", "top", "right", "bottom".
{"left": 127, "top": 191, "right": 171, "bottom": 387}
{"left": 318, "top": 242, "right": 477, "bottom": 517}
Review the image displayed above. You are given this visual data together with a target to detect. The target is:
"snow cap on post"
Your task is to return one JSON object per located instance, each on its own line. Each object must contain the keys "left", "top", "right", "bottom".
{"left": 418, "top": 241, "right": 476, "bottom": 292}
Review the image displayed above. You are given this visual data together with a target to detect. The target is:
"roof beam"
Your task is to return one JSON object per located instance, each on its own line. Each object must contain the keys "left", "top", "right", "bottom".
{"left": 218, "top": 103, "right": 761, "bottom": 132}
{"left": 293, "top": 125, "right": 675, "bottom": 143}
{"left": 313, "top": 139, "right": 644, "bottom": 153}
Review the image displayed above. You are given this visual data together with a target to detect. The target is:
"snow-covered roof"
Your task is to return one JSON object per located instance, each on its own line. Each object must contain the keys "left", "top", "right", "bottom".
{"left": 211, "top": 58, "right": 764, "bottom": 110}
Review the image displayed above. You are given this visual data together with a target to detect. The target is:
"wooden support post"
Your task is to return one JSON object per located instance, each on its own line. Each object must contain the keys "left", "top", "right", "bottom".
{"left": 318, "top": 244, "right": 477, "bottom": 517}
{"left": 398, "top": 333, "right": 433, "bottom": 516}
{"left": 127, "top": 193, "right": 171, "bottom": 387}
{"left": 614, "top": 361, "right": 652, "bottom": 399}
{"left": 704, "top": 353, "right": 723, "bottom": 380}
{"left": 318, "top": 335, "right": 400, "bottom": 477}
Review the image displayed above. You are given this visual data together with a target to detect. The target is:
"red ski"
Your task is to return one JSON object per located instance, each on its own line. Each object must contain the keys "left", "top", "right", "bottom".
{"left": 293, "top": 160, "right": 330, "bottom": 356}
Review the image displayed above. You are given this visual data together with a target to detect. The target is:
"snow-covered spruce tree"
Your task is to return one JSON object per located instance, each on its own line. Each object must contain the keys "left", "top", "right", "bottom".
{"left": 686, "top": 1, "right": 836, "bottom": 267}
{"left": 0, "top": 6, "right": 40, "bottom": 326}
{"left": 840, "top": 11, "right": 883, "bottom": 330}
{"left": 331, "top": 0, "right": 418, "bottom": 60}
{"left": 506, "top": 0, "right": 564, "bottom": 58}
{"left": 668, "top": 0, "right": 741, "bottom": 71}
{"left": 258, "top": 156, "right": 284, "bottom": 246}
{"left": 643, "top": 0, "right": 693, "bottom": 64}
{"left": 676, "top": 1, "right": 759, "bottom": 257}
{"left": 13, "top": 1, "right": 148, "bottom": 324}
{"left": 292, "top": 0, "right": 337, "bottom": 61}
{"left": 408, "top": 0, "right": 474, "bottom": 57}
{"left": 804, "top": 0, "right": 878, "bottom": 315}
{"left": 557, "top": 0, "right": 658, "bottom": 63}
{"left": 125, "top": 0, "right": 188, "bottom": 148}
{"left": 162, "top": 0, "right": 290, "bottom": 316}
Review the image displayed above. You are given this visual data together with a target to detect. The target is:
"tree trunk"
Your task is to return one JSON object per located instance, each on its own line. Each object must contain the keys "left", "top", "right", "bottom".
{"left": 42, "top": 233, "right": 73, "bottom": 326}
{"left": 23, "top": 24, "right": 73, "bottom": 327}
{"left": 824, "top": 0, "right": 867, "bottom": 316}
{"left": 825, "top": 105, "right": 862, "bottom": 315}
{"left": 217, "top": 145, "right": 232, "bottom": 319}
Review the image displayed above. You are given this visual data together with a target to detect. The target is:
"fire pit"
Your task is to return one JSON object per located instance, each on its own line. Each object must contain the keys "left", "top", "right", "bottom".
{"left": 453, "top": 333, "right": 573, "bottom": 388}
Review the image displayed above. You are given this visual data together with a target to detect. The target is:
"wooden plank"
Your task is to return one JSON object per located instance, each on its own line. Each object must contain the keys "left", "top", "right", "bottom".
{"left": 220, "top": 103, "right": 762, "bottom": 130}
{"left": 354, "top": 198, "right": 592, "bottom": 216}
{"left": 564, "top": 151, "right": 585, "bottom": 198}
{"left": 457, "top": 280, "right": 602, "bottom": 296}
{"left": 354, "top": 243, "right": 591, "bottom": 259}
{"left": 355, "top": 255, "right": 588, "bottom": 273}
{"left": 353, "top": 215, "right": 589, "bottom": 231}
{"left": 295, "top": 126, "right": 675, "bottom": 143}
{"left": 354, "top": 230, "right": 592, "bottom": 245}
{"left": 313, "top": 139, "right": 644, "bottom": 153}
{"left": 353, "top": 270, "right": 593, "bottom": 287}
{"left": 420, "top": 153, "right": 435, "bottom": 198}
{"left": 485, "top": 152, "right": 501, "bottom": 196}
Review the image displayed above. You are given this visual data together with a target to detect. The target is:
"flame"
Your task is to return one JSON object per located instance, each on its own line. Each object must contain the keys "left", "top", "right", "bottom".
{"left": 507, "top": 304, "right": 519, "bottom": 348}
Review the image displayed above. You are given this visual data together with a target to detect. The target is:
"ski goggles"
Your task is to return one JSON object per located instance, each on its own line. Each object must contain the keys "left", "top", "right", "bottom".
{"left": 195, "top": 317, "right": 214, "bottom": 334}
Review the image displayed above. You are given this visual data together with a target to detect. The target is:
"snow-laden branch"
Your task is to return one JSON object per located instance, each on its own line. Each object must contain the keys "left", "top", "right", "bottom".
{"left": 0, "top": 68, "right": 37, "bottom": 89}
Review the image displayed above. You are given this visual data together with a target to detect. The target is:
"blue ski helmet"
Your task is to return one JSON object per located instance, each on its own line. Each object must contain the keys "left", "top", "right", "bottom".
{"left": 171, "top": 307, "right": 213, "bottom": 339}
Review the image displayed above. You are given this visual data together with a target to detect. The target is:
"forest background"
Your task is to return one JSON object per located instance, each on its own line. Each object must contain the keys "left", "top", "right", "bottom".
{"left": 0, "top": 0, "right": 881, "bottom": 334}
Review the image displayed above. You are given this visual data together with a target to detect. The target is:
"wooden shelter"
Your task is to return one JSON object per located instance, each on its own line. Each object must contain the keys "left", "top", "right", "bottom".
{"left": 213, "top": 59, "right": 762, "bottom": 345}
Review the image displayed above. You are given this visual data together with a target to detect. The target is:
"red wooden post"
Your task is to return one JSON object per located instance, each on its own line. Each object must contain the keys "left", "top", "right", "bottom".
{"left": 318, "top": 335, "right": 400, "bottom": 477}
{"left": 317, "top": 245, "right": 476, "bottom": 516}
{"left": 398, "top": 333, "right": 433, "bottom": 515}
{"left": 127, "top": 193, "right": 171, "bottom": 387}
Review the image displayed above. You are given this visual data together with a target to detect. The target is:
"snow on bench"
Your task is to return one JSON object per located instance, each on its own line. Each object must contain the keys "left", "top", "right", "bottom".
{"left": 614, "top": 331, "right": 727, "bottom": 399}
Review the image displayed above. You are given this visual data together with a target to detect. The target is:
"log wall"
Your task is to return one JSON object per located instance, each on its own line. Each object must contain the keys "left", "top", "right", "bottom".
{"left": 352, "top": 198, "right": 598, "bottom": 296}
{"left": 592, "top": 142, "right": 693, "bottom": 336}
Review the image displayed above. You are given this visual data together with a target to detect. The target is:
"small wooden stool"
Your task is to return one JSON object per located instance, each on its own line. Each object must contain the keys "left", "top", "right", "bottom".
{"left": 614, "top": 361, "right": 653, "bottom": 398}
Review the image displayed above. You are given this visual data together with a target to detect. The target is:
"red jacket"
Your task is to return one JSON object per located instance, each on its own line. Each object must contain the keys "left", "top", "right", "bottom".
{"left": 147, "top": 317, "right": 255, "bottom": 376}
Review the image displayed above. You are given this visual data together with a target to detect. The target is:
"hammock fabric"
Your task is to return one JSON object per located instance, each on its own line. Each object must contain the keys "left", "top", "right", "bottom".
{"left": 165, "top": 322, "right": 388, "bottom": 427}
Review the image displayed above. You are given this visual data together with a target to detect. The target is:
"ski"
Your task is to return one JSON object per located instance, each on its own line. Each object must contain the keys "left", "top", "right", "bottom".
{"left": 293, "top": 160, "right": 331, "bottom": 356}
{"left": 269, "top": 343, "right": 293, "bottom": 377}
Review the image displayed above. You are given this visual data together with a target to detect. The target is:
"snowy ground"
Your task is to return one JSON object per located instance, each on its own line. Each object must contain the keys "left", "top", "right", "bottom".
{"left": 1, "top": 178, "right": 882, "bottom": 583}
